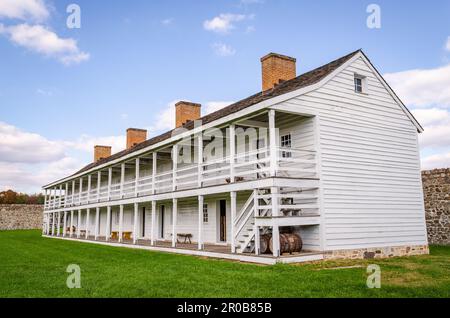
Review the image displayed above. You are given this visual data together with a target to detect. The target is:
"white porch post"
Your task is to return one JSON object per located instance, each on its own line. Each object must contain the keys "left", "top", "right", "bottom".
{"left": 79, "top": 177, "right": 83, "bottom": 205}
{"left": 107, "top": 167, "right": 112, "bottom": 200}
{"left": 59, "top": 185, "right": 63, "bottom": 208}
{"left": 97, "top": 171, "right": 101, "bottom": 202}
{"left": 253, "top": 190, "right": 260, "bottom": 255}
{"left": 118, "top": 204, "right": 124, "bottom": 243}
{"left": 151, "top": 200, "right": 156, "bottom": 245}
{"left": 71, "top": 180, "right": 75, "bottom": 206}
{"left": 271, "top": 186, "right": 280, "bottom": 257}
{"left": 57, "top": 212, "right": 61, "bottom": 236}
{"left": 172, "top": 198, "right": 177, "bottom": 247}
{"left": 198, "top": 195, "right": 204, "bottom": 250}
{"left": 70, "top": 210, "right": 74, "bottom": 237}
{"left": 44, "top": 189, "right": 48, "bottom": 210}
{"left": 172, "top": 144, "right": 178, "bottom": 191}
{"left": 106, "top": 206, "right": 111, "bottom": 241}
{"left": 94, "top": 207, "right": 100, "bottom": 240}
{"left": 197, "top": 134, "right": 203, "bottom": 187}
{"left": 63, "top": 211, "right": 67, "bottom": 237}
{"left": 120, "top": 163, "right": 125, "bottom": 198}
{"left": 85, "top": 208, "right": 90, "bottom": 239}
{"left": 133, "top": 203, "right": 139, "bottom": 244}
{"left": 51, "top": 212, "right": 55, "bottom": 236}
{"left": 87, "top": 175, "right": 92, "bottom": 203}
{"left": 230, "top": 124, "right": 236, "bottom": 183}
{"left": 77, "top": 209, "right": 81, "bottom": 238}
{"left": 230, "top": 191, "right": 237, "bottom": 253}
{"left": 49, "top": 188, "right": 53, "bottom": 209}
{"left": 152, "top": 152, "right": 157, "bottom": 194}
{"left": 64, "top": 183, "right": 69, "bottom": 207}
{"left": 268, "top": 109, "right": 278, "bottom": 177}
{"left": 135, "top": 158, "right": 140, "bottom": 197}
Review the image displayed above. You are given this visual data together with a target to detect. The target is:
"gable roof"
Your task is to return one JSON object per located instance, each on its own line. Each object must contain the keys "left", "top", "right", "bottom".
{"left": 72, "top": 50, "right": 361, "bottom": 176}
{"left": 45, "top": 49, "right": 422, "bottom": 188}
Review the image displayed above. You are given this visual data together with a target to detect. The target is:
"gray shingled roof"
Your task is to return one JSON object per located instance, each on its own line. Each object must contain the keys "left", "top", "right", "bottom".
{"left": 68, "top": 49, "right": 362, "bottom": 177}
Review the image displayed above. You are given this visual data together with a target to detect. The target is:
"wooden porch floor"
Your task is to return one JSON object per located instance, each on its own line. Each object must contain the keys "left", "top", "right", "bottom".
{"left": 51, "top": 234, "right": 323, "bottom": 263}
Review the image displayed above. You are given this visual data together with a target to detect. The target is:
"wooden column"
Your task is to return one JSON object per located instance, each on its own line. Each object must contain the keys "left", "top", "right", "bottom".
{"left": 151, "top": 201, "right": 156, "bottom": 245}
{"left": 59, "top": 185, "right": 63, "bottom": 208}
{"left": 133, "top": 203, "right": 139, "bottom": 244}
{"left": 135, "top": 158, "right": 140, "bottom": 197}
{"left": 57, "top": 212, "right": 61, "bottom": 236}
{"left": 197, "top": 134, "right": 203, "bottom": 187}
{"left": 198, "top": 195, "right": 204, "bottom": 250}
{"left": 70, "top": 210, "right": 74, "bottom": 237}
{"left": 97, "top": 171, "right": 101, "bottom": 202}
{"left": 72, "top": 180, "right": 76, "bottom": 206}
{"left": 106, "top": 206, "right": 111, "bottom": 241}
{"left": 65, "top": 183, "right": 69, "bottom": 207}
{"left": 77, "top": 209, "right": 81, "bottom": 238}
{"left": 94, "top": 207, "right": 100, "bottom": 240}
{"left": 172, "top": 198, "right": 177, "bottom": 247}
{"left": 107, "top": 167, "right": 112, "bottom": 200}
{"left": 253, "top": 189, "right": 260, "bottom": 255}
{"left": 230, "top": 191, "right": 237, "bottom": 253}
{"left": 230, "top": 124, "right": 236, "bottom": 183}
{"left": 63, "top": 212, "right": 67, "bottom": 237}
{"left": 87, "top": 175, "right": 92, "bottom": 203}
{"left": 51, "top": 212, "right": 55, "bottom": 236}
{"left": 86, "top": 209, "right": 90, "bottom": 239}
{"left": 120, "top": 163, "right": 125, "bottom": 198}
{"left": 268, "top": 109, "right": 278, "bottom": 177}
{"left": 172, "top": 144, "right": 178, "bottom": 191}
{"left": 271, "top": 186, "right": 280, "bottom": 257}
{"left": 44, "top": 189, "right": 48, "bottom": 210}
{"left": 79, "top": 177, "right": 83, "bottom": 205}
{"left": 152, "top": 152, "right": 157, "bottom": 194}
{"left": 118, "top": 205, "right": 124, "bottom": 243}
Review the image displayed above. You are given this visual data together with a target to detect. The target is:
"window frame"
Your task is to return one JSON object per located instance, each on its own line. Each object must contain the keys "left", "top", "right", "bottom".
{"left": 202, "top": 203, "right": 208, "bottom": 223}
{"left": 280, "top": 133, "right": 292, "bottom": 158}
{"left": 354, "top": 74, "right": 367, "bottom": 94}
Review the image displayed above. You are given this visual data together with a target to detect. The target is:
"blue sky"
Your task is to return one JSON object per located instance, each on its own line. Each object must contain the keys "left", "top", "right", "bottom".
{"left": 1, "top": 0, "right": 450, "bottom": 193}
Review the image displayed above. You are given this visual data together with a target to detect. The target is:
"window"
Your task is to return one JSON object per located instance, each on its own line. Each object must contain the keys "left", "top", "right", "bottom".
{"left": 203, "top": 203, "right": 208, "bottom": 223}
{"left": 354, "top": 74, "right": 366, "bottom": 93}
{"left": 280, "top": 133, "right": 292, "bottom": 158}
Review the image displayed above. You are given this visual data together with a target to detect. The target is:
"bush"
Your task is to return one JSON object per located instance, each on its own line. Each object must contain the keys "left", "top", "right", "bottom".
{"left": 0, "top": 190, "right": 44, "bottom": 205}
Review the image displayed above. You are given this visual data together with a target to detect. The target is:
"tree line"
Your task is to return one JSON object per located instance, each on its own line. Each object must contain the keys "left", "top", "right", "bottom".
{"left": 0, "top": 190, "right": 45, "bottom": 205}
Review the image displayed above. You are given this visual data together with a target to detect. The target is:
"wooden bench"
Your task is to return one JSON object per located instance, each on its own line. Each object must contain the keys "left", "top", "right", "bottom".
{"left": 177, "top": 233, "right": 193, "bottom": 244}
{"left": 111, "top": 231, "right": 132, "bottom": 240}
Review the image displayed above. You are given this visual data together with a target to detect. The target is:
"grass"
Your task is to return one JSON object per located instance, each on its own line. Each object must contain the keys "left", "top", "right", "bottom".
{"left": 0, "top": 230, "right": 449, "bottom": 298}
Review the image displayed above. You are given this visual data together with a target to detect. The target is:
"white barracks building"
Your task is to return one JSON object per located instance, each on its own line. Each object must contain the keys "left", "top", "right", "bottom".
{"left": 42, "top": 50, "right": 429, "bottom": 264}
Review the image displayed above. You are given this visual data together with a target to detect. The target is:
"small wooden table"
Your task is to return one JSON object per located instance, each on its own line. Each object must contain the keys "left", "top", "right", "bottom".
{"left": 177, "top": 233, "right": 192, "bottom": 244}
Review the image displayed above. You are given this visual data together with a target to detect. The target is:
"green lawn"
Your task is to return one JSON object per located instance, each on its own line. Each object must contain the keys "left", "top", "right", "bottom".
{"left": 0, "top": 230, "right": 449, "bottom": 298}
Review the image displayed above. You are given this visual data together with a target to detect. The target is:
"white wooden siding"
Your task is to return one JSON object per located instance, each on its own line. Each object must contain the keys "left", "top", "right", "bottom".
{"left": 274, "top": 56, "right": 427, "bottom": 251}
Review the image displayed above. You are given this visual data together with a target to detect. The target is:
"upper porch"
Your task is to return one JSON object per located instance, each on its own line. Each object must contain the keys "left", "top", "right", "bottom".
{"left": 44, "top": 109, "right": 319, "bottom": 211}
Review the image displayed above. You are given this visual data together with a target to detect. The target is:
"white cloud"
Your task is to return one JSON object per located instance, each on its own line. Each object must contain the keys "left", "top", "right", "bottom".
{"left": 0, "top": 23, "right": 89, "bottom": 65}
{"left": 446, "top": 36, "right": 450, "bottom": 52}
{"left": 384, "top": 63, "right": 450, "bottom": 108}
{"left": 65, "top": 134, "right": 126, "bottom": 155}
{"left": 0, "top": 121, "right": 65, "bottom": 163}
{"left": 0, "top": 0, "right": 49, "bottom": 22}
{"left": 212, "top": 42, "right": 236, "bottom": 57}
{"left": 421, "top": 152, "right": 450, "bottom": 170}
{"left": 161, "top": 18, "right": 174, "bottom": 26}
{"left": 240, "top": 0, "right": 264, "bottom": 5}
{"left": 36, "top": 88, "right": 52, "bottom": 96}
{"left": 203, "top": 13, "right": 247, "bottom": 34}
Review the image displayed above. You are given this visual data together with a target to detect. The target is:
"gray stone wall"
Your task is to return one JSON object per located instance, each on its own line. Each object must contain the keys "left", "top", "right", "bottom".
{"left": 422, "top": 168, "right": 450, "bottom": 245}
{"left": 0, "top": 204, "right": 43, "bottom": 230}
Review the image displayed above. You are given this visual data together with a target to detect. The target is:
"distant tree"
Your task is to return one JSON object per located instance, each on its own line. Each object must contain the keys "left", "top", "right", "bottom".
{"left": 0, "top": 190, "right": 44, "bottom": 205}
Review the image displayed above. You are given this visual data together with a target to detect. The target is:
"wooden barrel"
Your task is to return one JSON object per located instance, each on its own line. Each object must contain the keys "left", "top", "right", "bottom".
{"left": 259, "top": 234, "right": 271, "bottom": 254}
{"left": 269, "top": 233, "right": 303, "bottom": 254}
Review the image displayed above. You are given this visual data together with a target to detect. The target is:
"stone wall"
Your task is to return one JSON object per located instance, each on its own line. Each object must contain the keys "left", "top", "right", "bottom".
{"left": 0, "top": 204, "right": 43, "bottom": 230}
{"left": 324, "top": 245, "right": 429, "bottom": 260}
{"left": 422, "top": 168, "right": 450, "bottom": 245}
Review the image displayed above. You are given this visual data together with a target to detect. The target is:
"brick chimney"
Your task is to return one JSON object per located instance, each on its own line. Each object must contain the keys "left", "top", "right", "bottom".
{"left": 261, "top": 53, "right": 296, "bottom": 91}
{"left": 126, "top": 128, "right": 147, "bottom": 149}
{"left": 94, "top": 145, "right": 111, "bottom": 162}
{"left": 175, "top": 101, "right": 201, "bottom": 128}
